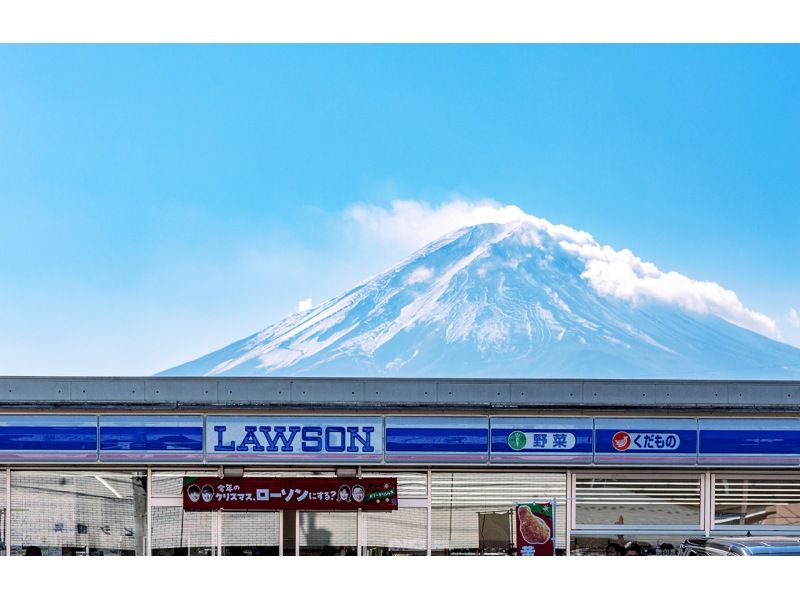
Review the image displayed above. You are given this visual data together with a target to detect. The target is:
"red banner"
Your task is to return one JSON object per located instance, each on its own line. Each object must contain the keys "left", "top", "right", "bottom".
{"left": 183, "top": 477, "right": 397, "bottom": 511}
{"left": 515, "top": 502, "right": 556, "bottom": 556}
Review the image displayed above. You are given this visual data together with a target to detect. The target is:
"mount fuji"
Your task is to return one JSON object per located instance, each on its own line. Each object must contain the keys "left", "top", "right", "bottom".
{"left": 160, "top": 219, "right": 800, "bottom": 379}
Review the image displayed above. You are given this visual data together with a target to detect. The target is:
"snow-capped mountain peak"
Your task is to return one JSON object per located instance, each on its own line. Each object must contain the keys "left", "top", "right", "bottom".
{"left": 160, "top": 219, "right": 800, "bottom": 379}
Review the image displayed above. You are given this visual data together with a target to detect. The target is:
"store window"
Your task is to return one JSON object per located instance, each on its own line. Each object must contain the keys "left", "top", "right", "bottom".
{"left": 244, "top": 470, "right": 343, "bottom": 555}
{"left": 431, "top": 472, "right": 567, "bottom": 555}
{"left": 570, "top": 533, "right": 686, "bottom": 556}
{"left": 298, "top": 511, "right": 357, "bottom": 555}
{"left": 151, "top": 507, "right": 216, "bottom": 556}
{"left": 151, "top": 470, "right": 219, "bottom": 556}
{"left": 152, "top": 470, "right": 218, "bottom": 497}
{"left": 362, "top": 470, "right": 427, "bottom": 556}
{"left": 714, "top": 476, "right": 800, "bottom": 528}
{"left": 574, "top": 475, "right": 702, "bottom": 528}
{"left": 222, "top": 511, "right": 280, "bottom": 555}
{"left": 362, "top": 508, "right": 427, "bottom": 555}
{"left": 11, "top": 470, "right": 147, "bottom": 556}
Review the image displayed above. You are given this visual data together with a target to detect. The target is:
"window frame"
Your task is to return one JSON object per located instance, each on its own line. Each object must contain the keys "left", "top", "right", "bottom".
{"left": 571, "top": 470, "right": 706, "bottom": 532}
{"left": 711, "top": 471, "right": 800, "bottom": 533}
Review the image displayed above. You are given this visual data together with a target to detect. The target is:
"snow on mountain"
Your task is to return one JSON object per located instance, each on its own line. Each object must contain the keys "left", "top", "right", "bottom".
{"left": 159, "top": 219, "right": 800, "bottom": 379}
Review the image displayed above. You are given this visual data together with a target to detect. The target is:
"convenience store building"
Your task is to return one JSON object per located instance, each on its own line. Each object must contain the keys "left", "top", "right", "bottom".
{"left": 1, "top": 376, "right": 799, "bottom": 556}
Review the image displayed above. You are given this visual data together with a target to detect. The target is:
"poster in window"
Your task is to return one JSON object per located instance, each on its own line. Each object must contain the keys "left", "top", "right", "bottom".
{"left": 515, "top": 501, "right": 555, "bottom": 556}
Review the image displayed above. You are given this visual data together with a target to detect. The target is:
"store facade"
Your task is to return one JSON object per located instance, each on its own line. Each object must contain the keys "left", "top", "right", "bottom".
{"left": 1, "top": 377, "right": 799, "bottom": 556}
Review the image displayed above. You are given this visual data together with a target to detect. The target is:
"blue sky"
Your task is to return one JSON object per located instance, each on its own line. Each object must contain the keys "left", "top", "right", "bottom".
{"left": 1, "top": 44, "right": 798, "bottom": 375}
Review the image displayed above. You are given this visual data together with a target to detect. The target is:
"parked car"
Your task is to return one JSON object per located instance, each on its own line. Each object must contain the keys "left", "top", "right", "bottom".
{"left": 678, "top": 536, "right": 800, "bottom": 556}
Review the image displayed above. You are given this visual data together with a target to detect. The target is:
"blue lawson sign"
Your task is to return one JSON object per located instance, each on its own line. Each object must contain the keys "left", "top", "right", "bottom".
{"left": 99, "top": 415, "right": 203, "bottom": 462}
{"left": 205, "top": 416, "right": 383, "bottom": 463}
{"left": 385, "top": 416, "right": 489, "bottom": 463}
{"left": 6, "top": 414, "right": 800, "bottom": 468}
{"left": 594, "top": 418, "right": 698, "bottom": 465}
{"left": 0, "top": 415, "right": 98, "bottom": 461}
{"left": 491, "top": 418, "right": 593, "bottom": 464}
{"left": 699, "top": 419, "right": 800, "bottom": 466}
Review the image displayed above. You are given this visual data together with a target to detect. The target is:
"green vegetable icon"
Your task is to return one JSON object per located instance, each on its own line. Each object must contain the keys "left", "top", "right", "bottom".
{"left": 508, "top": 431, "right": 526, "bottom": 451}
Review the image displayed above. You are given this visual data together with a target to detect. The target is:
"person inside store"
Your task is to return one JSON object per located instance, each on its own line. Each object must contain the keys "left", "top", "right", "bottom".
{"left": 606, "top": 543, "right": 625, "bottom": 556}
{"left": 624, "top": 542, "right": 643, "bottom": 556}
{"left": 24, "top": 545, "right": 42, "bottom": 556}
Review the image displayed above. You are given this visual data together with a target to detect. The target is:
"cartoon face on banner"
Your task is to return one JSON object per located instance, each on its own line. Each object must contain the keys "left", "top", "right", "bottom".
{"left": 515, "top": 502, "right": 555, "bottom": 556}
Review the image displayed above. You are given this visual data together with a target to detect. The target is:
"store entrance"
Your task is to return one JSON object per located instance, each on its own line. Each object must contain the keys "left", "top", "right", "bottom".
{"left": 221, "top": 511, "right": 280, "bottom": 556}
{"left": 220, "top": 510, "right": 358, "bottom": 555}
{"left": 296, "top": 511, "right": 358, "bottom": 555}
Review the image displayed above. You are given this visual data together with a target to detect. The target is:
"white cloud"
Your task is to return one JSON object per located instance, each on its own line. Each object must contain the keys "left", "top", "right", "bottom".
{"left": 405, "top": 266, "right": 434, "bottom": 284}
{"left": 789, "top": 308, "right": 800, "bottom": 328}
{"left": 345, "top": 196, "right": 781, "bottom": 341}
{"left": 297, "top": 298, "right": 313, "bottom": 312}
{"left": 559, "top": 238, "right": 778, "bottom": 339}
{"left": 345, "top": 197, "right": 530, "bottom": 251}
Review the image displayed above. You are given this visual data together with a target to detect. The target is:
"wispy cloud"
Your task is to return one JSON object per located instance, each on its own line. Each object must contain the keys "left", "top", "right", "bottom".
{"left": 345, "top": 197, "right": 780, "bottom": 341}
{"left": 297, "top": 298, "right": 313, "bottom": 312}
{"left": 788, "top": 308, "right": 800, "bottom": 328}
{"left": 405, "top": 266, "right": 434, "bottom": 284}
{"left": 346, "top": 197, "right": 529, "bottom": 251}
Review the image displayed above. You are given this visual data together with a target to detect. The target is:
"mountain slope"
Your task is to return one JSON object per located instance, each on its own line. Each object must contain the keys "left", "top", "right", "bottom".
{"left": 160, "top": 221, "right": 800, "bottom": 379}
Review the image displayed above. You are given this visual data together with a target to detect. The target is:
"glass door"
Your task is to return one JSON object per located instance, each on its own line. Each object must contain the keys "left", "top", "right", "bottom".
{"left": 151, "top": 507, "right": 217, "bottom": 556}
{"left": 221, "top": 511, "right": 280, "bottom": 555}
{"left": 298, "top": 511, "right": 357, "bottom": 555}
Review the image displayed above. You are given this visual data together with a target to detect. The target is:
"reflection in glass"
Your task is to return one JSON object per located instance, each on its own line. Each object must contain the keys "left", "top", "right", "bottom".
{"left": 431, "top": 472, "right": 566, "bottom": 555}
{"left": 299, "top": 511, "right": 356, "bottom": 555}
{"left": 715, "top": 477, "right": 800, "bottom": 527}
{"left": 575, "top": 476, "right": 702, "bottom": 527}
{"left": 571, "top": 534, "right": 685, "bottom": 556}
{"left": 151, "top": 507, "right": 216, "bottom": 556}
{"left": 11, "top": 471, "right": 146, "bottom": 556}
{"left": 363, "top": 508, "right": 427, "bottom": 555}
{"left": 222, "top": 511, "right": 280, "bottom": 555}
